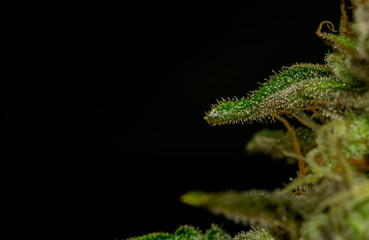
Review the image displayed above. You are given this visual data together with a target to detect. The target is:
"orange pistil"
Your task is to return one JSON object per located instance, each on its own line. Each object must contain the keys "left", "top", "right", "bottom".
{"left": 273, "top": 114, "right": 306, "bottom": 178}
{"left": 348, "top": 158, "right": 369, "bottom": 174}
{"left": 340, "top": 0, "right": 356, "bottom": 38}
{"left": 295, "top": 100, "right": 329, "bottom": 124}
{"left": 316, "top": 155, "right": 323, "bottom": 166}
{"left": 276, "top": 110, "right": 313, "bottom": 129}
{"left": 317, "top": 21, "right": 337, "bottom": 38}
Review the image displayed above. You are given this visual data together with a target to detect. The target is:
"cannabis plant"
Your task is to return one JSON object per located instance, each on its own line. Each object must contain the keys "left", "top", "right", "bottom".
{"left": 128, "top": 1, "right": 369, "bottom": 239}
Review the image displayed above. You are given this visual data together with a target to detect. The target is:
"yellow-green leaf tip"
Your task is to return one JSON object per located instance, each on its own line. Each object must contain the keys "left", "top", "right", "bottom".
{"left": 181, "top": 191, "right": 209, "bottom": 207}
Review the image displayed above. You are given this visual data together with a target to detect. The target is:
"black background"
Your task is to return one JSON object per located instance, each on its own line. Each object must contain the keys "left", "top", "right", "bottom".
{"left": 4, "top": 1, "right": 341, "bottom": 239}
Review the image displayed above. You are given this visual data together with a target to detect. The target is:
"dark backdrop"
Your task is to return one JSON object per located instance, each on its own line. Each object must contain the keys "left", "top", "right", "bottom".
{"left": 3, "top": 1, "right": 340, "bottom": 239}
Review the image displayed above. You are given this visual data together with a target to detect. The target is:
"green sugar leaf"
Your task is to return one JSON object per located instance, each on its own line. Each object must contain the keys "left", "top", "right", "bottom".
{"left": 181, "top": 190, "right": 306, "bottom": 237}
{"left": 175, "top": 226, "right": 203, "bottom": 240}
{"left": 247, "top": 128, "right": 317, "bottom": 159}
{"left": 205, "top": 64, "right": 332, "bottom": 125}
{"left": 327, "top": 33, "right": 358, "bottom": 53}
{"left": 246, "top": 129, "right": 288, "bottom": 159}
{"left": 205, "top": 58, "right": 368, "bottom": 125}
{"left": 235, "top": 228, "right": 275, "bottom": 240}
{"left": 205, "top": 225, "right": 231, "bottom": 240}
{"left": 128, "top": 226, "right": 231, "bottom": 240}
{"left": 129, "top": 233, "right": 175, "bottom": 240}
